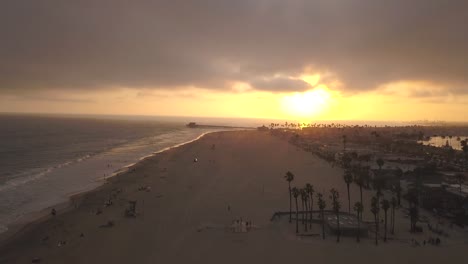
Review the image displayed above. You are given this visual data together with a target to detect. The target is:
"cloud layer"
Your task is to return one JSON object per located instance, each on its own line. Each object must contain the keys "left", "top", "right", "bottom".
{"left": 1, "top": 0, "right": 467, "bottom": 95}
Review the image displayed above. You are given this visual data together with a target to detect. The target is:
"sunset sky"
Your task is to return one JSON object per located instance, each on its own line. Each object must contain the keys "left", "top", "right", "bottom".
{"left": 1, "top": 0, "right": 467, "bottom": 121}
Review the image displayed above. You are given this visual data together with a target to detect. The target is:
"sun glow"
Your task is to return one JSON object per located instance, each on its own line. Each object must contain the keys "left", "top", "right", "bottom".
{"left": 281, "top": 88, "right": 331, "bottom": 117}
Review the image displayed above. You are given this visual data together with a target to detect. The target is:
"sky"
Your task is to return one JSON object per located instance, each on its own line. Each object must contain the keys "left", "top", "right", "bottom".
{"left": 1, "top": 0, "right": 467, "bottom": 122}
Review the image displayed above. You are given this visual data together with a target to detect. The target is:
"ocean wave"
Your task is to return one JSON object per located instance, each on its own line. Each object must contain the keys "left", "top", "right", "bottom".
{"left": 0, "top": 153, "right": 94, "bottom": 192}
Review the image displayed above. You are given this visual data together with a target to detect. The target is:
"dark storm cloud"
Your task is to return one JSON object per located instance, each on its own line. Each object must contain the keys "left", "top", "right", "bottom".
{"left": 1, "top": 0, "right": 467, "bottom": 94}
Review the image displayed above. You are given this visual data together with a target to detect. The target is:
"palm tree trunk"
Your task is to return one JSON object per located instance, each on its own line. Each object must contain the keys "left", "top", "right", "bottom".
{"left": 391, "top": 207, "right": 395, "bottom": 234}
{"left": 359, "top": 185, "right": 363, "bottom": 217}
{"left": 295, "top": 198, "right": 299, "bottom": 233}
{"left": 356, "top": 212, "right": 361, "bottom": 242}
{"left": 301, "top": 199, "right": 304, "bottom": 225}
{"left": 309, "top": 198, "right": 313, "bottom": 229}
{"left": 289, "top": 183, "right": 292, "bottom": 223}
{"left": 321, "top": 210, "right": 325, "bottom": 239}
{"left": 336, "top": 212, "right": 340, "bottom": 243}
{"left": 384, "top": 211, "right": 388, "bottom": 242}
{"left": 347, "top": 184, "right": 351, "bottom": 213}
{"left": 374, "top": 214, "right": 379, "bottom": 245}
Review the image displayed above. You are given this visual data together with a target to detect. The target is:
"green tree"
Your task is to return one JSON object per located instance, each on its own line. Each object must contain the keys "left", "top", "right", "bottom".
{"left": 330, "top": 188, "right": 341, "bottom": 243}
{"left": 284, "top": 171, "right": 295, "bottom": 223}
{"left": 354, "top": 201, "right": 364, "bottom": 243}
{"left": 317, "top": 192, "right": 326, "bottom": 239}
{"left": 371, "top": 196, "right": 380, "bottom": 245}
{"left": 344, "top": 171, "right": 353, "bottom": 213}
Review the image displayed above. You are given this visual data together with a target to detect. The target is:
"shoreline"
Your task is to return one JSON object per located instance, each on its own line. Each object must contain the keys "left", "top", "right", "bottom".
{"left": 0, "top": 129, "right": 228, "bottom": 246}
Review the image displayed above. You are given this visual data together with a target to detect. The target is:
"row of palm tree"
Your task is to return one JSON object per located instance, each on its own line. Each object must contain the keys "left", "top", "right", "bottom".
{"left": 286, "top": 170, "right": 399, "bottom": 245}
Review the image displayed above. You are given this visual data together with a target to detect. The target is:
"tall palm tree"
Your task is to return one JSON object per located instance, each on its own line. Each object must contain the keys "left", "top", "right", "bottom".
{"left": 354, "top": 201, "right": 363, "bottom": 243}
{"left": 317, "top": 192, "right": 326, "bottom": 239}
{"left": 355, "top": 168, "right": 364, "bottom": 213}
{"left": 305, "top": 184, "right": 314, "bottom": 229}
{"left": 292, "top": 187, "right": 300, "bottom": 233}
{"left": 381, "top": 199, "right": 390, "bottom": 242}
{"left": 330, "top": 188, "right": 341, "bottom": 243}
{"left": 344, "top": 171, "right": 353, "bottom": 213}
{"left": 393, "top": 184, "right": 402, "bottom": 206}
{"left": 284, "top": 171, "right": 295, "bottom": 223}
{"left": 408, "top": 190, "right": 419, "bottom": 232}
{"left": 371, "top": 196, "right": 380, "bottom": 245}
{"left": 300, "top": 189, "right": 308, "bottom": 232}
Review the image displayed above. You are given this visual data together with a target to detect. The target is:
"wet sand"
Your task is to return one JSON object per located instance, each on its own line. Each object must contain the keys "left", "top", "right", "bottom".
{"left": 0, "top": 130, "right": 466, "bottom": 264}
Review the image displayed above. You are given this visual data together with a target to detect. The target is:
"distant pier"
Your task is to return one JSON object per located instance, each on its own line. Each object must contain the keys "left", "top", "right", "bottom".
{"left": 186, "top": 122, "right": 253, "bottom": 130}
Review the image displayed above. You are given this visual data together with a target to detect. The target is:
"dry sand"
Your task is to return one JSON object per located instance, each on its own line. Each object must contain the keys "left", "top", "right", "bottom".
{"left": 0, "top": 130, "right": 466, "bottom": 264}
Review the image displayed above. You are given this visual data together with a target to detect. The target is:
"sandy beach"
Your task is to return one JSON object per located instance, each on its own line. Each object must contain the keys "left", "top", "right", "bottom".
{"left": 1, "top": 130, "right": 466, "bottom": 264}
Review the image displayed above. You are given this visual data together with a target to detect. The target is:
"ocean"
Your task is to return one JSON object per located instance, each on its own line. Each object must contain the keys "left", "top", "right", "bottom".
{"left": 0, "top": 114, "right": 257, "bottom": 233}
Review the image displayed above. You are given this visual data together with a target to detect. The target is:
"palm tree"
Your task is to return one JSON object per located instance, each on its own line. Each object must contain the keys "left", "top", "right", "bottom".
{"left": 355, "top": 168, "right": 364, "bottom": 213}
{"left": 408, "top": 190, "right": 419, "bottom": 232}
{"left": 354, "top": 201, "right": 363, "bottom": 242}
{"left": 330, "top": 188, "right": 341, "bottom": 243}
{"left": 344, "top": 171, "right": 353, "bottom": 213}
{"left": 305, "top": 183, "right": 314, "bottom": 229}
{"left": 284, "top": 171, "right": 295, "bottom": 223}
{"left": 381, "top": 199, "right": 390, "bottom": 242}
{"left": 391, "top": 197, "right": 396, "bottom": 234}
{"left": 393, "top": 184, "right": 402, "bottom": 206}
{"left": 371, "top": 196, "right": 380, "bottom": 245}
{"left": 317, "top": 192, "right": 326, "bottom": 239}
{"left": 300, "top": 189, "right": 308, "bottom": 232}
{"left": 292, "top": 187, "right": 300, "bottom": 233}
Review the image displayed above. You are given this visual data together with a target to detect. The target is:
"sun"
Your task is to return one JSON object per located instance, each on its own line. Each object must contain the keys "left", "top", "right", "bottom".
{"left": 281, "top": 88, "right": 331, "bottom": 117}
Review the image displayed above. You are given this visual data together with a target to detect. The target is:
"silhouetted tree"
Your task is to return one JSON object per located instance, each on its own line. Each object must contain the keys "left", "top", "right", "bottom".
{"left": 391, "top": 197, "right": 396, "bottom": 234}
{"left": 317, "top": 192, "right": 326, "bottom": 239}
{"left": 292, "top": 187, "right": 300, "bottom": 233}
{"left": 354, "top": 201, "right": 363, "bottom": 243}
{"left": 284, "top": 171, "right": 295, "bottom": 223}
{"left": 393, "top": 184, "right": 402, "bottom": 206}
{"left": 330, "top": 188, "right": 341, "bottom": 243}
{"left": 408, "top": 190, "right": 419, "bottom": 232}
{"left": 300, "top": 189, "right": 308, "bottom": 232}
{"left": 344, "top": 171, "right": 353, "bottom": 213}
{"left": 371, "top": 196, "right": 380, "bottom": 245}
{"left": 305, "top": 183, "right": 314, "bottom": 229}
{"left": 381, "top": 199, "right": 390, "bottom": 242}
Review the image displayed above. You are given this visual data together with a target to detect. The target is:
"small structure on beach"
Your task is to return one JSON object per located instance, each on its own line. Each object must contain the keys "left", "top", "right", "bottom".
{"left": 325, "top": 213, "right": 368, "bottom": 237}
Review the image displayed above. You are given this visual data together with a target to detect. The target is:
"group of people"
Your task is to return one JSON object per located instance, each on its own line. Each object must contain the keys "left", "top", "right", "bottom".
{"left": 230, "top": 218, "right": 253, "bottom": 233}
